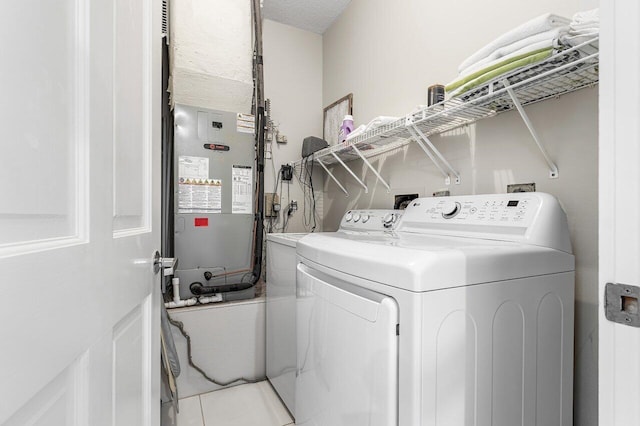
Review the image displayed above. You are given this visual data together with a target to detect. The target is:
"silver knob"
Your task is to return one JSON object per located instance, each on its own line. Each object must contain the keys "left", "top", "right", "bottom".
{"left": 382, "top": 213, "right": 395, "bottom": 228}
{"left": 441, "top": 201, "right": 461, "bottom": 219}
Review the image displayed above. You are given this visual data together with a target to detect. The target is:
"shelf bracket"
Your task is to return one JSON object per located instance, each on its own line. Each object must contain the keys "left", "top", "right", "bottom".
{"left": 502, "top": 79, "right": 559, "bottom": 179}
{"left": 316, "top": 159, "right": 349, "bottom": 196}
{"left": 331, "top": 152, "right": 368, "bottom": 193}
{"left": 351, "top": 145, "right": 391, "bottom": 192}
{"left": 407, "top": 122, "right": 461, "bottom": 185}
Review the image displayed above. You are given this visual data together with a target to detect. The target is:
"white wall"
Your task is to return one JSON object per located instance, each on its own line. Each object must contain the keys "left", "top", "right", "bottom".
{"left": 169, "top": 300, "right": 266, "bottom": 398}
{"left": 170, "top": 0, "right": 253, "bottom": 112}
{"left": 263, "top": 20, "right": 324, "bottom": 232}
{"left": 322, "top": 0, "right": 598, "bottom": 424}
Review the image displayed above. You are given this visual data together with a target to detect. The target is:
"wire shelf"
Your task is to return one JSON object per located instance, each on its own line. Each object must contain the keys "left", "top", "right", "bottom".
{"left": 293, "top": 36, "right": 599, "bottom": 191}
{"left": 314, "top": 117, "right": 411, "bottom": 165}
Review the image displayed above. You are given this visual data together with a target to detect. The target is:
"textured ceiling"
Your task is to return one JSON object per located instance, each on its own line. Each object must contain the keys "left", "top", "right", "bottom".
{"left": 262, "top": 0, "right": 352, "bottom": 34}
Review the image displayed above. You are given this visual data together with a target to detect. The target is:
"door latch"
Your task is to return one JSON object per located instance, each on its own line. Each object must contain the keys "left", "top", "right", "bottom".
{"left": 153, "top": 251, "right": 177, "bottom": 276}
{"left": 605, "top": 282, "right": 640, "bottom": 327}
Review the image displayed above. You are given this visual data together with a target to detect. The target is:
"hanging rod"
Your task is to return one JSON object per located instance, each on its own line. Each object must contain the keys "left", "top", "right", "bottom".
{"left": 315, "top": 159, "right": 348, "bottom": 196}
{"left": 501, "top": 79, "right": 559, "bottom": 178}
{"left": 407, "top": 126, "right": 449, "bottom": 179}
{"left": 351, "top": 145, "right": 391, "bottom": 192}
{"left": 407, "top": 119, "right": 461, "bottom": 185}
{"left": 331, "top": 152, "right": 368, "bottom": 193}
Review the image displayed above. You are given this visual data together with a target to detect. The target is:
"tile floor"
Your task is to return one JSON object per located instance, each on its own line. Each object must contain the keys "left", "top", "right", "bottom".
{"left": 174, "top": 381, "right": 294, "bottom": 426}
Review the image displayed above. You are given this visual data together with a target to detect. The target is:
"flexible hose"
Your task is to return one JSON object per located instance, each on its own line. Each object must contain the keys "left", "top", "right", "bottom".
{"left": 167, "top": 314, "right": 265, "bottom": 387}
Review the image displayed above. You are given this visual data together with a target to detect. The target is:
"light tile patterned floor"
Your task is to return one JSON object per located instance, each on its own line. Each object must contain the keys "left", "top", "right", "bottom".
{"left": 176, "top": 381, "right": 293, "bottom": 426}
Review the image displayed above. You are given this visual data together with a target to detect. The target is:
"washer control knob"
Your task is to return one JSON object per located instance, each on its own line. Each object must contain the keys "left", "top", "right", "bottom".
{"left": 361, "top": 214, "right": 370, "bottom": 223}
{"left": 441, "top": 201, "right": 461, "bottom": 219}
{"left": 382, "top": 213, "right": 395, "bottom": 228}
{"left": 345, "top": 212, "right": 353, "bottom": 222}
{"left": 353, "top": 213, "right": 361, "bottom": 222}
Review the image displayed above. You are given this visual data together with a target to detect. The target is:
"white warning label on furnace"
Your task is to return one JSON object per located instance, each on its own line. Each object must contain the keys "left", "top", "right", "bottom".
{"left": 232, "top": 165, "right": 252, "bottom": 214}
{"left": 178, "top": 156, "right": 209, "bottom": 180}
{"left": 178, "top": 178, "right": 222, "bottom": 213}
{"left": 236, "top": 113, "right": 255, "bottom": 134}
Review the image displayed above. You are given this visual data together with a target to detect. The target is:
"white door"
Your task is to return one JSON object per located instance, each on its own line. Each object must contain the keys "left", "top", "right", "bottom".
{"left": 599, "top": 0, "right": 640, "bottom": 424}
{"left": 0, "top": 0, "right": 161, "bottom": 424}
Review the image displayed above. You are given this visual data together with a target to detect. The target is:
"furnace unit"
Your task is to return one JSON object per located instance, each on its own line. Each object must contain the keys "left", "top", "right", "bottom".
{"left": 173, "top": 104, "right": 257, "bottom": 301}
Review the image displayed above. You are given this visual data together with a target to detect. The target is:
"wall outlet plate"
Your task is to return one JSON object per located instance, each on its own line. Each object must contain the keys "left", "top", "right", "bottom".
{"left": 507, "top": 183, "right": 536, "bottom": 193}
{"left": 265, "top": 193, "right": 279, "bottom": 217}
{"left": 394, "top": 194, "right": 419, "bottom": 210}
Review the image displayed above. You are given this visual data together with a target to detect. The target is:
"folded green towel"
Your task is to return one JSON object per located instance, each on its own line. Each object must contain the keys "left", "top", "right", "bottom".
{"left": 446, "top": 47, "right": 553, "bottom": 93}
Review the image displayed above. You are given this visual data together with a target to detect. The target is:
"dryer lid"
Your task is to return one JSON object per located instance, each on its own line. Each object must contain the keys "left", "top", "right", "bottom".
{"left": 297, "top": 231, "right": 574, "bottom": 292}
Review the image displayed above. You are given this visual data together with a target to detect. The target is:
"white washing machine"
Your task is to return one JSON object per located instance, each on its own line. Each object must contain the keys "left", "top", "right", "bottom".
{"left": 295, "top": 193, "right": 575, "bottom": 426}
{"left": 266, "top": 210, "right": 403, "bottom": 419}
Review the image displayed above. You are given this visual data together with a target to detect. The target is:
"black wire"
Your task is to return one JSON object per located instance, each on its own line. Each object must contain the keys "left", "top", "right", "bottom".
{"left": 167, "top": 313, "right": 265, "bottom": 387}
{"left": 305, "top": 157, "right": 317, "bottom": 231}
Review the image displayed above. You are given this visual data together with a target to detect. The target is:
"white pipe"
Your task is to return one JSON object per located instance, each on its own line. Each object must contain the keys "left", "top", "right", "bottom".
{"left": 199, "top": 294, "right": 223, "bottom": 304}
{"left": 172, "top": 277, "right": 181, "bottom": 303}
{"left": 164, "top": 298, "right": 197, "bottom": 309}
{"left": 165, "top": 276, "right": 224, "bottom": 308}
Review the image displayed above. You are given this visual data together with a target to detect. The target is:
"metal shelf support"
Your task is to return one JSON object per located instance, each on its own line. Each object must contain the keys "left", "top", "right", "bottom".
{"left": 331, "top": 152, "right": 368, "bottom": 193}
{"left": 351, "top": 145, "right": 391, "bottom": 192}
{"left": 408, "top": 121, "right": 461, "bottom": 185}
{"left": 502, "top": 79, "right": 559, "bottom": 179}
{"left": 315, "top": 159, "right": 349, "bottom": 196}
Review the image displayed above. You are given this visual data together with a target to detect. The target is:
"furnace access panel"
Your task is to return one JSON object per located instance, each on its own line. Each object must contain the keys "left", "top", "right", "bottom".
{"left": 173, "top": 104, "right": 256, "bottom": 299}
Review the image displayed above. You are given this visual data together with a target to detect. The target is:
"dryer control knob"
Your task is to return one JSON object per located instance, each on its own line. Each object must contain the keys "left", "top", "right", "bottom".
{"left": 382, "top": 213, "right": 395, "bottom": 228}
{"left": 345, "top": 212, "right": 353, "bottom": 222}
{"left": 353, "top": 213, "right": 361, "bottom": 222}
{"left": 361, "top": 214, "right": 370, "bottom": 223}
{"left": 441, "top": 201, "right": 461, "bottom": 219}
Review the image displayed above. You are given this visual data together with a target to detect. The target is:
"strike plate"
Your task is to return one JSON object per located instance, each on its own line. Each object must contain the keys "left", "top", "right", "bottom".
{"left": 605, "top": 282, "right": 640, "bottom": 327}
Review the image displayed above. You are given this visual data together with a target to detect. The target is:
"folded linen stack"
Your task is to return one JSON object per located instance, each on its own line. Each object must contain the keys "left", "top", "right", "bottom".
{"left": 446, "top": 13, "right": 570, "bottom": 96}
{"left": 559, "top": 8, "right": 599, "bottom": 51}
{"left": 345, "top": 116, "right": 399, "bottom": 142}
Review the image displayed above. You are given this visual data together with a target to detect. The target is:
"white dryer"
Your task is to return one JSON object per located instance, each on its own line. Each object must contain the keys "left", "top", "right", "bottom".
{"left": 295, "top": 193, "right": 575, "bottom": 426}
{"left": 266, "top": 209, "right": 403, "bottom": 418}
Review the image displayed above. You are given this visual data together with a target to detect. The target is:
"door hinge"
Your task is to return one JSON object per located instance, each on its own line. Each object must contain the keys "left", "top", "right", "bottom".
{"left": 605, "top": 282, "right": 640, "bottom": 327}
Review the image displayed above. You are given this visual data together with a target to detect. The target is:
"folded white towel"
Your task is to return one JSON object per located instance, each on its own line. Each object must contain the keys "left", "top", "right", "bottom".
{"left": 559, "top": 32, "right": 599, "bottom": 50}
{"left": 558, "top": 8, "right": 599, "bottom": 50}
{"left": 458, "top": 13, "right": 570, "bottom": 73}
{"left": 571, "top": 22, "right": 598, "bottom": 31}
{"left": 571, "top": 8, "right": 599, "bottom": 25}
{"left": 345, "top": 124, "right": 367, "bottom": 141}
{"left": 345, "top": 116, "right": 400, "bottom": 142}
{"left": 364, "top": 116, "right": 399, "bottom": 131}
{"left": 459, "top": 27, "right": 565, "bottom": 77}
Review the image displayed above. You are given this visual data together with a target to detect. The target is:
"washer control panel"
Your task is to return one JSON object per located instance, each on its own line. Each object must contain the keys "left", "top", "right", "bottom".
{"left": 397, "top": 193, "right": 572, "bottom": 253}
{"left": 340, "top": 209, "right": 403, "bottom": 232}
{"left": 412, "top": 196, "right": 536, "bottom": 224}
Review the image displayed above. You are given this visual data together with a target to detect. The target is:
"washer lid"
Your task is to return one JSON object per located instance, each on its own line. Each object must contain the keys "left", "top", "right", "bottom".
{"left": 297, "top": 232, "right": 574, "bottom": 292}
{"left": 266, "top": 232, "right": 309, "bottom": 248}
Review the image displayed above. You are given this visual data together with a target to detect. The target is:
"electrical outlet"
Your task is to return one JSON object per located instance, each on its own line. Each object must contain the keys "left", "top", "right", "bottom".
{"left": 265, "top": 193, "right": 279, "bottom": 217}
{"left": 394, "top": 194, "right": 419, "bottom": 210}
{"left": 507, "top": 183, "right": 536, "bottom": 193}
{"left": 432, "top": 189, "right": 450, "bottom": 197}
{"left": 276, "top": 133, "right": 287, "bottom": 144}
{"left": 281, "top": 164, "right": 293, "bottom": 181}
